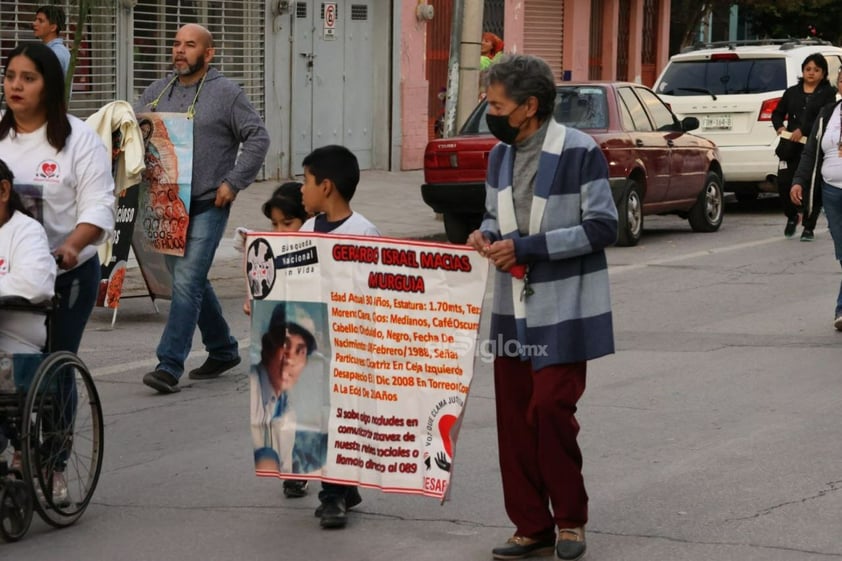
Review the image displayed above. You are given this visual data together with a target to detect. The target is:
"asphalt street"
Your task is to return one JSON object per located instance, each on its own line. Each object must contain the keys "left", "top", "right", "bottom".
{"left": 4, "top": 182, "right": 842, "bottom": 560}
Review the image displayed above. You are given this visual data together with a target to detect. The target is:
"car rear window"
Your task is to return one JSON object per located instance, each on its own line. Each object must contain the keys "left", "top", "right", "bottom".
{"left": 656, "top": 58, "right": 787, "bottom": 96}
{"left": 553, "top": 87, "right": 609, "bottom": 129}
{"left": 460, "top": 86, "right": 608, "bottom": 134}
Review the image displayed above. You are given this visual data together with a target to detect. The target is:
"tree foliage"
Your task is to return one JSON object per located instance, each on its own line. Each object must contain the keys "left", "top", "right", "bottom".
{"left": 741, "top": 0, "right": 842, "bottom": 45}
{"left": 47, "top": 0, "right": 108, "bottom": 103}
{"left": 671, "top": 0, "right": 842, "bottom": 54}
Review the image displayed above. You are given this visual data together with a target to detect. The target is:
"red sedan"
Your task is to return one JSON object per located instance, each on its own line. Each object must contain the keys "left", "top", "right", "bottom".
{"left": 421, "top": 82, "right": 724, "bottom": 246}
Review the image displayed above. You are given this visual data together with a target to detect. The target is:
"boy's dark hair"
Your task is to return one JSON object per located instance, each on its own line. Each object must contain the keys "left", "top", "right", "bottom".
{"left": 0, "top": 44, "right": 69, "bottom": 151}
{"left": 302, "top": 145, "right": 360, "bottom": 202}
{"left": 36, "top": 5, "right": 65, "bottom": 33}
{"left": 262, "top": 181, "right": 306, "bottom": 221}
{"left": 0, "top": 158, "right": 29, "bottom": 218}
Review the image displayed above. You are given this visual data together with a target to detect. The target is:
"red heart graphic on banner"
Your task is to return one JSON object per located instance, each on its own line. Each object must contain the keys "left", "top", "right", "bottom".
{"left": 42, "top": 162, "right": 57, "bottom": 176}
{"left": 438, "top": 414, "right": 458, "bottom": 458}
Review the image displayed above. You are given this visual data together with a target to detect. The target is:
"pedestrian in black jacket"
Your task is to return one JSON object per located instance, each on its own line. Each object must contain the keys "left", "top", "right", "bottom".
{"left": 772, "top": 53, "right": 837, "bottom": 240}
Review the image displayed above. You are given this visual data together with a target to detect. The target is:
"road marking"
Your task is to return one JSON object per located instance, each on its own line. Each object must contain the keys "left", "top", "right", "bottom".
{"left": 608, "top": 231, "right": 821, "bottom": 276}
{"left": 90, "top": 338, "right": 252, "bottom": 378}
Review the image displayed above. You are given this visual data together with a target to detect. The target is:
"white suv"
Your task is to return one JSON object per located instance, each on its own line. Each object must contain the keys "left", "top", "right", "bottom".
{"left": 654, "top": 39, "right": 842, "bottom": 200}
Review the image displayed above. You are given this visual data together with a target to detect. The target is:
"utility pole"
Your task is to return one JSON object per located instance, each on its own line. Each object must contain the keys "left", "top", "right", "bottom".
{"left": 442, "top": 0, "right": 464, "bottom": 138}
{"left": 443, "top": 0, "right": 483, "bottom": 137}
{"left": 457, "top": 0, "right": 483, "bottom": 130}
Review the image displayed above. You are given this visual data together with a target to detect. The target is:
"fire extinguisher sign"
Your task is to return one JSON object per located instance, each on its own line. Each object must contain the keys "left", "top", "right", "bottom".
{"left": 323, "top": 2, "right": 337, "bottom": 40}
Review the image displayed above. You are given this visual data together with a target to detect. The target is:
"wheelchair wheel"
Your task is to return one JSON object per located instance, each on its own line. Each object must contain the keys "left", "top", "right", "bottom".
{"left": 0, "top": 480, "right": 33, "bottom": 542}
{"left": 21, "top": 352, "right": 104, "bottom": 528}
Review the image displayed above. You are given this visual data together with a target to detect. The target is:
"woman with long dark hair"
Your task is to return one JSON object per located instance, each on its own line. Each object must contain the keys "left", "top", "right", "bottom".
{"left": 772, "top": 52, "right": 837, "bottom": 240}
{"left": 0, "top": 43, "right": 115, "bottom": 354}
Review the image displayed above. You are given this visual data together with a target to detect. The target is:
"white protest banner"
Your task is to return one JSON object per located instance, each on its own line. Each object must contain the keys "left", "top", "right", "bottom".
{"left": 246, "top": 232, "right": 488, "bottom": 499}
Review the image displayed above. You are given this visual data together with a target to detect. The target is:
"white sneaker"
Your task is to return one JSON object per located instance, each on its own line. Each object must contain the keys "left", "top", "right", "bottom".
{"left": 834, "top": 315, "right": 842, "bottom": 331}
{"left": 52, "top": 471, "right": 69, "bottom": 506}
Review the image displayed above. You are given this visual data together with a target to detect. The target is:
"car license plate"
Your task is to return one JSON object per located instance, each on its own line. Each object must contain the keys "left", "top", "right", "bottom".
{"left": 702, "top": 114, "right": 732, "bottom": 130}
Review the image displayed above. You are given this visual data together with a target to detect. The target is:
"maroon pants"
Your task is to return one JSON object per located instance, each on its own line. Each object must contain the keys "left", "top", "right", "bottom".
{"left": 494, "top": 357, "right": 588, "bottom": 540}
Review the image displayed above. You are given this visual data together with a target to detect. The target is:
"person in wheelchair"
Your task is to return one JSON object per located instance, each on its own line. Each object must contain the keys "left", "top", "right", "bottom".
{"left": 0, "top": 164, "right": 102, "bottom": 540}
{"left": 0, "top": 158, "right": 55, "bottom": 474}
{"left": 0, "top": 158, "right": 56, "bottom": 354}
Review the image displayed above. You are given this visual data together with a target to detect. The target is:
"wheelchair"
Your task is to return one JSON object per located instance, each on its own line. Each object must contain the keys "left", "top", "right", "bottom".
{"left": 0, "top": 296, "right": 104, "bottom": 542}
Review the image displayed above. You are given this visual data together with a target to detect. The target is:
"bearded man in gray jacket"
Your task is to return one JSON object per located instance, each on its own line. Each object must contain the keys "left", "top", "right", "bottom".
{"left": 134, "top": 23, "right": 270, "bottom": 394}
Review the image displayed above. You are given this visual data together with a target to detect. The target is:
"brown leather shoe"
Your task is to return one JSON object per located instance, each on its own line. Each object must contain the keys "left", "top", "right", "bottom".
{"left": 555, "top": 527, "right": 586, "bottom": 560}
{"left": 492, "top": 535, "right": 554, "bottom": 559}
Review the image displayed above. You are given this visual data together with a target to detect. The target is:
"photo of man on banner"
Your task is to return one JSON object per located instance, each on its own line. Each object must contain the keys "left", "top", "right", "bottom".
{"left": 251, "top": 300, "right": 331, "bottom": 474}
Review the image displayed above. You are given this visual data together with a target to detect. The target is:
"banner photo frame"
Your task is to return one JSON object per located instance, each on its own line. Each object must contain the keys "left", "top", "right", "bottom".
{"left": 135, "top": 112, "right": 192, "bottom": 257}
{"left": 247, "top": 232, "right": 489, "bottom": 500}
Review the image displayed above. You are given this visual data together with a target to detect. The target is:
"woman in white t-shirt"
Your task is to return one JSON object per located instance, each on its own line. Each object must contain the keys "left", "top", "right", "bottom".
{"left": 0, "top": 43, "right": 114, "bottom": 354}
{"left": 0, "top": 158, "right": 56, "bottom": 354}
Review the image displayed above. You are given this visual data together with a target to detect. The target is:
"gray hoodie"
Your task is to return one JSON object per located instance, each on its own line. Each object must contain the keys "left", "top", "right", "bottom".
{"left": 134, "top": 67, "right": 270, "bottom": 202}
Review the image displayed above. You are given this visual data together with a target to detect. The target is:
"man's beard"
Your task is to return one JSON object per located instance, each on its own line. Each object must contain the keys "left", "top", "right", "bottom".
{"left": 173, "top": 58, "right": 205, "bottom": 77}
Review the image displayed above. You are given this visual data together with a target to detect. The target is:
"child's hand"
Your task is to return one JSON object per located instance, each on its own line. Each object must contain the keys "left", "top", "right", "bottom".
{"left": 243, "top": 298, "right": 251, "bottom": 316}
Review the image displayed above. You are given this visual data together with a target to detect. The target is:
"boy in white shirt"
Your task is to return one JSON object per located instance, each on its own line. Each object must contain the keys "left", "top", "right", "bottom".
{"left": 298, "top": 145, "right": 379, "bottom": 528}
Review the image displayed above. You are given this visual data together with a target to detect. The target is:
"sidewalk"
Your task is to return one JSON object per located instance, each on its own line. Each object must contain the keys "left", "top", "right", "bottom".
{"left": 227, "top": 169, "right": 441, "bottom": 241}
{"left": 122, "top": 169, "right": 446, "bottom": 298}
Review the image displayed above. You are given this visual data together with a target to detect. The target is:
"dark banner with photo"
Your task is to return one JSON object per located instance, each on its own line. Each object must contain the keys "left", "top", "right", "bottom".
{"left": 96, "top": 186, "right": 138, "bottom": 309}
{"left": 246, "top": 232, "right": 488, "bottom": 500}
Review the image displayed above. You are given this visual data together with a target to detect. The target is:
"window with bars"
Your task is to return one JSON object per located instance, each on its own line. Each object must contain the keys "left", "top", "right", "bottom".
{"left": 483, "top": 0, "right": 504, "bottom": 39}
{"left": 0, "top": 0, "right": 117, "bottom": 118}
{"left": 642, "top": 0, "right": 658, "bottom": 65}
{"left": 132, "top": 0, "right": 266, "bottom": 120}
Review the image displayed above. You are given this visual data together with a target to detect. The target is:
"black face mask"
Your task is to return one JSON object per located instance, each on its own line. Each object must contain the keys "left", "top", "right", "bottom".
{"left": 486, "top": 104, "right": 526, "bottom": 144}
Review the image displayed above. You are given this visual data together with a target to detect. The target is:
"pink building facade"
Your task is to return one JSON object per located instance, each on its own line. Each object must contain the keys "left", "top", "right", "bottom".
{"left": 397, "top": 0, "right": 672, "bottom": 170}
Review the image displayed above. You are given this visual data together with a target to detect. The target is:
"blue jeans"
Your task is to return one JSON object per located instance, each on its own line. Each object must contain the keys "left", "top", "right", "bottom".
{"left": 156, "top": 204, "right": 238, "bottom": 378}
{"left": 51, "top": 255, "right": 99, "bottom": 470}
{"left": 820, "top": 183, "right": 842, "bottom": 315}
{"left": 53, "top": 255, "right": 100, "bottom": 353}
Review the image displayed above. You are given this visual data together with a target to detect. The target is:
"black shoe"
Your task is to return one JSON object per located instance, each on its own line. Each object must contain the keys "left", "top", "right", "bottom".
{"left": 319, "top": 496, "right": 347, "bottom": 529}
{"left": 784, "top": 217, "right": 798, "bottom": 238}
{"left": 491, "top": 535, "right": 554, "bottom": 559}
{"left": 142, "top": 370, "right": 180, "bottom": 394}
{"left": 283, "top": 479, "right": 309, "bottom": 498}
{"left": 555, "top": 528, "right": 586, "bottom": 561}
{"left": 314, "top": 487, "right": 361, "bottom": 517}
{"left": 188, "top": 356, "right": 241, "bottom": 380}
{"left": 801, "top": 228, "right": 815, "bottom": 241}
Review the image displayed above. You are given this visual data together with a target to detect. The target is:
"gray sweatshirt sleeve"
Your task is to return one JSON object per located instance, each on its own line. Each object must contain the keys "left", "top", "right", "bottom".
{"left": 224, "top": 91, "right": 271, "bottom": 191}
